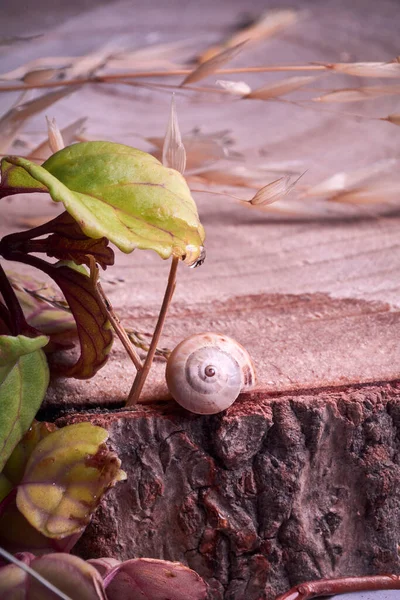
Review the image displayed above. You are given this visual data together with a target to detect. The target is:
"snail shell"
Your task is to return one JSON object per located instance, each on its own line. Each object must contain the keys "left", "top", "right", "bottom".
{"left": 166, "top": 332, "right": 256, "bottom": 414}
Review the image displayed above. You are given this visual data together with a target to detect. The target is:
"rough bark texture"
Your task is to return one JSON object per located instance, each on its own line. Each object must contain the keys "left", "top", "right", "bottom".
{"left": 57, "top": 383, "right": 400, "bottom": 600}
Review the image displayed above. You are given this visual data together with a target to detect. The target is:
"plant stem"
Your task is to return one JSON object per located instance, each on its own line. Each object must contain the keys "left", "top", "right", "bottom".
{"left": 96, "top": 280, "right": 143, "bottom": 372}
{"left": 0, "top": 64, "right": 328, "bottom": 92}
{"left": 275, "top": 574, "right": 400, "bottom": 599}
{"left": 126, "top": 256, "right": 179, "bottom": 406}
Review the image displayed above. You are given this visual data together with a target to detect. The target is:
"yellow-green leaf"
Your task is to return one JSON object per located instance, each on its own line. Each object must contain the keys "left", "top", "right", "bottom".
{"left": 16, "top": 422, "right": 126, "bottom": 539}
{"left": 1, "top": 141, "right": 205, "bottom": 265}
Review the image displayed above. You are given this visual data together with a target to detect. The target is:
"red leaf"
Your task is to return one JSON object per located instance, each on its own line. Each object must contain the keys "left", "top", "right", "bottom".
{"left": 7, "top": 253, "right": 113, "bottom": 379}
{"left": 104, "top": 558, "right": 208, "bottom": 600}
{"left": 5, "top": 211, "right": 115, "bottom": 271}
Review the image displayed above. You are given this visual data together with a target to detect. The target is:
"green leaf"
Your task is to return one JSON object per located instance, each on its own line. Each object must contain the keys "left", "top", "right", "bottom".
{"left": 0, "top": 334, "right": 49, "bottom": 367}
{"left": 16, "top": 422, "right": 126, "bottom": 539}
{"left": 0, "top": 335, "right": 49, "bottom": 471}
{"left": 1, "top": 142, "right": 205, "bottom": 264}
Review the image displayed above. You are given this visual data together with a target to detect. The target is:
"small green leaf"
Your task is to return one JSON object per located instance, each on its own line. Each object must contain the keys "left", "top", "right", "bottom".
{"left": 0, "top": 335, "right": 49, "bottom": 471}
{"left": 0, "top": 334, "right": 49, "bottom": 367}
{"left": 16, "top": 422, "right": 126, "bottom": 539}
{"left": 1, "top": 142, "right": 205, "bottom": 263}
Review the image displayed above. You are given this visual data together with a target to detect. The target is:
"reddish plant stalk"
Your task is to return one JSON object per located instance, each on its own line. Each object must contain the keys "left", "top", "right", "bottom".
{"left": 275, "top": 574, "right": 400, "bottom": 600}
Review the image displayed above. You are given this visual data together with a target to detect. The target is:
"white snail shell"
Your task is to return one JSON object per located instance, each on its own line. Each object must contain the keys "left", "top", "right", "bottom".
{"left": 166, "top": 332, "right": 256, "bottom": 414}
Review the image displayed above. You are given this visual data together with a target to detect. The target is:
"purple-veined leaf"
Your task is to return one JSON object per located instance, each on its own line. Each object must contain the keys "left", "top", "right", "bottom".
{"left": 103, "top": 558, "right": 208, "bottom": 600}
{"left": 0, "top": 142, "right": 205, "bottom": 266}
{"left": 6, "top": 254, "right": 113, "bottom": 379}
{"left": 8, "top": 271, "right": 77, "bottom": 348}
{"left": 16, "top": 422, "right": 126, "bottom": 539}
{"left": 3, "top": 210, "right": 115, "bottom": 271}
{"left": 0, "top": 335, "right": 49, "bottom": 471}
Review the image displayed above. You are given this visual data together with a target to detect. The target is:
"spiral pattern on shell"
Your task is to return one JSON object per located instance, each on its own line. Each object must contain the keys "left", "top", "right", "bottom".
{"left": 166, "top": 332, "right": 256, "bottom": 414}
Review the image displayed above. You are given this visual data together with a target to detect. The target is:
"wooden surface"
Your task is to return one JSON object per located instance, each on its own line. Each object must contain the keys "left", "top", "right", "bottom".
{"left": 1, "top": 0, "right": 400, "bottom": 407}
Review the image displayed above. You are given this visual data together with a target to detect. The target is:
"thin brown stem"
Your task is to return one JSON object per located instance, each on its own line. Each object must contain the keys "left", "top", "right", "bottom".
{"left": 86, "top": 255, "right": 143, "bottom": 373}
{"left": 0, "top": 64, "right": 328, "bottom": 92}
{"left": 276, "top": 574, "right": 400, "bottom": 600}
{"left": 96, "top": 281, "right": 143, "bottom": 372}
{"left": 126, "top": 256, "right": 179, "bottom": 406}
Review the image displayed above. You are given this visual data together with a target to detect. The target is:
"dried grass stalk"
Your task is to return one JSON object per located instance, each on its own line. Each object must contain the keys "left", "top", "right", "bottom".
{"left": 0, "top": 34, "right": 42, "bottom": 46}
{"left": 249, "top": 172, "right": 305, "bottom": 205}
{"left": 46, "top": 116, "right": 64, "bottom": 153}
{"left": 23, "top": 68, "right": 59, "bottom": 85}
{"left": 0, "top": 57, "right": 73, "bottom": 81}
{"left": 65, "top": 41, "right": 122, "bottom": 79}
{"left": 181, "top": 42, "right": 246, "bottom": 87}
{"left": 162, "top": 96, "right": 186, "bottom": 173}
{"left": 216, "top": 79, "right": 252, "bottom": 96}
{"left": 198, "top": 9, "right": 298, "bottom": 63}
{"left": 304, "top": 159, "right": 398, "bottom": 197}
{"left": 246, "top": 75, "right": 316, "bottom": 100}
{"left": 381, "top": 113, "right": 400, "bottom": 126}
{"left": 150, "top": 129, "right": 236, "bottom": 171}
{"left": 313, "top": 84, "right": 400, "bottom": 103}
{"left": 0, "top": 86, "right": 79, "bottom": 153}
{"left": 106, "top": 39, "right": 197, "bottom": 71}
{"left": 196, "top": 162, "right": 302, "bottom": 188}
{"left": 28, "top": 117, "right": 87, "bottom": 161}
{"left": 328, "top": 61, "right": 400, "bottom": 78}
{"left": 330, "top": 183, "right": 400, "bottom": 204}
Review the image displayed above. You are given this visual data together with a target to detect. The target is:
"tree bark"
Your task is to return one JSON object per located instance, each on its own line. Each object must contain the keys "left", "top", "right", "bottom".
{"left": 57, "top": 381, "right": 400, "bottom": 600}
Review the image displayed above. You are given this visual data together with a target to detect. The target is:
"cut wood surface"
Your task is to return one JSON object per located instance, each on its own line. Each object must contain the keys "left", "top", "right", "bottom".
{"left": 1, "top": 0, "right": 400, "bottom": 406}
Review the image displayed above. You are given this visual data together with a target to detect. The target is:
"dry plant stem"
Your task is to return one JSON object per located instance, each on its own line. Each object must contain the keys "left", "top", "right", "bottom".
{"left": 96, "top": 280, "right": 143, "bottom": 372}
{"left": 275, "top": 574, "right": 400, "bottom": 600}
{"left": 0, "top": 65, "right": 328, "bottom": 92}
{"left": 126, "top": 256, "right": 179, "bottom": 406}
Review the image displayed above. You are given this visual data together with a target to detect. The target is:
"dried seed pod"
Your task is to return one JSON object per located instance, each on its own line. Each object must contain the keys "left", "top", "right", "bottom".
{"left": 166, "top": 333, "right": 256, "bottom": 414}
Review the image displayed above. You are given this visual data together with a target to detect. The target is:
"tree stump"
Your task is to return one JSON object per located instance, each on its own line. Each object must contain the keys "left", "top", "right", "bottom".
{"left": 57, "top": 381, "right": 400, "bottom": 600}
